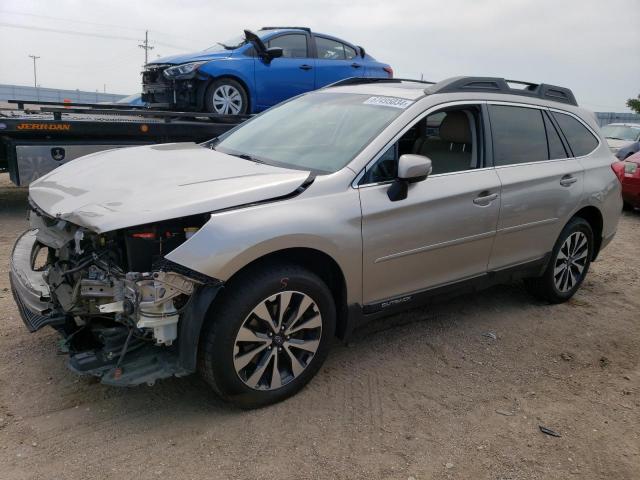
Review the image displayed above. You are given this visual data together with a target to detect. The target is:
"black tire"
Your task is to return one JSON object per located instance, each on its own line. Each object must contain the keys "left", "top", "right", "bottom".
{"left": 198, "top": 263, "right": 336, "bottom": 409}
{"left": 204, "top": 78, "right": 248, "bottom": 115}
{"left": 524, "top": 217, "right": 594, "bottom": 304}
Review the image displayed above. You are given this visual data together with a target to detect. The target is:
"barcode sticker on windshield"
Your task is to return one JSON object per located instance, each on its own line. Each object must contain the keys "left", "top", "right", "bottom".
{"left": 363, "top": 96, "right": 413, "bottom": 109}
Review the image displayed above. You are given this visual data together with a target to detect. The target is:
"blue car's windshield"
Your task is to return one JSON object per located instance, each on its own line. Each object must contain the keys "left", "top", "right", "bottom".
{"left": 214, "top": 92, "right": 408, "bottom": 173}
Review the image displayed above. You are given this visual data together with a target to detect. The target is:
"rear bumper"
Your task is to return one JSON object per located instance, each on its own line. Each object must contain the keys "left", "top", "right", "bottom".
{"left": 9, "top": 230, "right": 64, "bottom": 332}
{"left": 621, "top": 177, "right": 640, "bottom": 207}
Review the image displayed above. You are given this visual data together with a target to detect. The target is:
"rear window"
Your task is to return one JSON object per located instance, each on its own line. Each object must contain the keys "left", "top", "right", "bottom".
{"left": 551, "top": 112, "right": 599, "bottom": 157}
{"left": 316, "top": 37, "right": 347, "bottom": 60}
{"left": 490, "top": 105, "right": 548, "bottom": 165}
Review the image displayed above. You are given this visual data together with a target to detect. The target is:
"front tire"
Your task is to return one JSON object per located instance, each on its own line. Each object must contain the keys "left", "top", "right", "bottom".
{"left": 204, "top": 78, "right": 248, "bottom": 115}
{"left": 524, "top": 217, "right": 594, "bottom": 303}
{"left": 199, "top": 264, "right": 335, "bottom": 408}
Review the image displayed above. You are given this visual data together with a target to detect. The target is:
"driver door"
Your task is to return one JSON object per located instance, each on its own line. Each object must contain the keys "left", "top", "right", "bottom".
{"left": 254, "top": 33, "right": 315, "bottom": 109}
{"left": 358, "top": 104, "right": 501, "bottom": 306}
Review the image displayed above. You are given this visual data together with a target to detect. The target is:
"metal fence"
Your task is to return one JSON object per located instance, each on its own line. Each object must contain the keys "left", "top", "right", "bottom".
{"left": 0, "top": 84, "right": 126, "bottom": 104}
{"left": 594, "top": 112, "right": 640, "bottom": 127}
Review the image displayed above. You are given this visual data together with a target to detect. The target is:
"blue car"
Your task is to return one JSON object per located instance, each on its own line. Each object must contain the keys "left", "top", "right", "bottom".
{"left": 141, "top": 27, "right": 392, "bottom": 114}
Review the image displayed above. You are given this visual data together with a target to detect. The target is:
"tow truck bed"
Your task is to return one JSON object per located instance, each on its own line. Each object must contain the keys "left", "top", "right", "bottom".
{"left": 0, "top": 100, "right": 249, "bottom": 186}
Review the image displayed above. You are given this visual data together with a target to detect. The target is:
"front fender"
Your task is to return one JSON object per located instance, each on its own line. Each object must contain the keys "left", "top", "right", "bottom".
{"left": 165, "top": 185, "right": 363, "bottom": 304}
{"left": 197, "top": 58, "right": 256, "bottom": 111}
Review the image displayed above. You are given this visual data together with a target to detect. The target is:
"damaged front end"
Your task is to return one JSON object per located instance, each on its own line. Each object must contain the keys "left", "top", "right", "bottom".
{"left": 141, "top": 63, "right": 204, "bottom": 110}
{"left": 10, "top": 204, "right": 221, "bottom": 386}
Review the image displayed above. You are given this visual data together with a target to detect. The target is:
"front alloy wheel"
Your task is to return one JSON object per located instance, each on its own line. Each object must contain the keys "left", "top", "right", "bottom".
{"left": 198, "top": 264, "right": 335, "bottom": 408}
{"left": 233, "top": 291, "right": 322, "bottom": 391}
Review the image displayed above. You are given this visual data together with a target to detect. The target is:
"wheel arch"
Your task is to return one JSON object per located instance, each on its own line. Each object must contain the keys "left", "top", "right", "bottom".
{"left": 199, "top": 73, "right": 252, "bottom": 113}
{"left": 571, "top": 205, "right": 603, "bottom": 259}
{"left": 220, "top": 247, "right": 350, "bottom": 339}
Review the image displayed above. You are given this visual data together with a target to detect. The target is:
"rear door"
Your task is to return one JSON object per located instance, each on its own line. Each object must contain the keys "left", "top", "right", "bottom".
{"left": 254, "top": 33, "right": 315, "bottom": 108}
{"left": 487, "top": 103, "right": 584, "bottom": 270}
{"left": 313, "top": 36, "right": 364, "bottom": 88}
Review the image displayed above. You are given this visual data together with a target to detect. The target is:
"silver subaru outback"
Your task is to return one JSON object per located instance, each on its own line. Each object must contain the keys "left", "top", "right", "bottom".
{"left": 10, "top": 77, "right": 622, "bottom": 408}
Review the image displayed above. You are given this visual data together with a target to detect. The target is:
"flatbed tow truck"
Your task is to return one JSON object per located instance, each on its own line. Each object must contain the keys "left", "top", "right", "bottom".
{"left": 0, "top": 100, "right": 249, "bottom": 186}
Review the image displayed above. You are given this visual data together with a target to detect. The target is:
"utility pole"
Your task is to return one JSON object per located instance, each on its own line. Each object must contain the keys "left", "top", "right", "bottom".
{"left": 138, "top": 30, "right": 154, "bottom": 65}
{"left": 28, "top": 54, "right": 40, "bottom": 88}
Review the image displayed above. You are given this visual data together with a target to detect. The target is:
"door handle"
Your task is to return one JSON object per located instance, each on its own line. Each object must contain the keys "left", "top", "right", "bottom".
{"left": 560, "top": 175, "right": 578, "bottom": 187}
{"left": 351, "top": 63, "right": 362, "bottom": 68}
{"left": 473, "top": 192, "right": 498, "bottom": 206}
{"left": 299, "top": 64, "right": 313, "bottom": 71}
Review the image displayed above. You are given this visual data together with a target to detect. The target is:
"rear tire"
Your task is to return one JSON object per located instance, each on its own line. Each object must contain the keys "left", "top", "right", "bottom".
{"left": 524, "top": 217, "right": 593, "bottom": 303}
{"left": 204, "top": 78, "right": 248, "bottom": 115}
{"left": 198, "top": 263, "right": 335, "bottom": 409}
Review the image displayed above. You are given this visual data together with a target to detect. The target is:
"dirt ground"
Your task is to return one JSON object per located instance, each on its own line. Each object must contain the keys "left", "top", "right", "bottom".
{"left": 0, "top": 172, "right": 637, "bottom": 480}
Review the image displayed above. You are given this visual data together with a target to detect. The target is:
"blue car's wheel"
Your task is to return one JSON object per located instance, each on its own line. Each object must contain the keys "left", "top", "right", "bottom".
{"left": 205, "top": 78, "right": 248, "bottom": 115}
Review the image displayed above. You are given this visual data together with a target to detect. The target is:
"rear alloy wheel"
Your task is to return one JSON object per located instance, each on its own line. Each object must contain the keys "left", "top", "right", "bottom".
{"left": 199, "top": 264, "right": 335, "bottom": 408}
{"left": 553, "top": 231, "right": 589, "bottom": 293}
{"left": 524, "top": 217, "right": 593, "bottom": 303}
{"left": 205, "top": 78, "right": 248, "bottom": 115}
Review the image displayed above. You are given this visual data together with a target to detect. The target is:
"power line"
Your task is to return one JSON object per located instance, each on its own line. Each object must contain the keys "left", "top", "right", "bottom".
{"left": 0, "top": 9, "right": 144, "bottom": 32}
{"left": 0, "top": 22, "right": 191, "bottom": 50}
{"left": 0, "top": 9, "right": 198, "bottom": 44}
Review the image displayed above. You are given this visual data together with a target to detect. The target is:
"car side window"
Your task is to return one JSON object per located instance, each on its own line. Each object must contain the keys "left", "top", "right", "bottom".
{"left": 489, "top": 105, "right": 548, "bottom": 166}
{"left": 344, "top": 44, "right": 357, "bottom": 60}
{"left": 551, "top": 111, "right": 599, "bottom": 157}
{"left": 268, "top": 34, "right": 308, "bottom": 58}
{"left": 316, "top": 37, "right": 346, "bottom": 60}
{"left": 361, "top": 107, "right": 481, "bottom": 184}
{"left": 543, "top": 112, "right": 568, "bottom": 159}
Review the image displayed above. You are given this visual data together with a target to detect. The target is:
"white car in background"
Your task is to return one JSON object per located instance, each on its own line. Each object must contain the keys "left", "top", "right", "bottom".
{"left": 601, "top": 123, "right": 640, "bottom": 159}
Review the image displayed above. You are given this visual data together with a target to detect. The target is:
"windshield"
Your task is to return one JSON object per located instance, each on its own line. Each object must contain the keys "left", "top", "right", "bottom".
{"left": 601, "top": 125, "right": 640, "bottom": 141}
{"left": 214, "top": 92, "right": 408, "bottom": 173}
{"left": 204, "top": 31, "right": 270, "bottom": 52}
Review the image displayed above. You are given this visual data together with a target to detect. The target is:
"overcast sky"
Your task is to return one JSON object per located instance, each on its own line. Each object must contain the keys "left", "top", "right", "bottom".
{"left": 1, "top": 0, "right": 638, "bottom": 112}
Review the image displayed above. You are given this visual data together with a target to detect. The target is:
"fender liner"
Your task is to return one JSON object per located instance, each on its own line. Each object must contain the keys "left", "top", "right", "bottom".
{"left": 176, "top": 282, "right": 224, "bottom": 373}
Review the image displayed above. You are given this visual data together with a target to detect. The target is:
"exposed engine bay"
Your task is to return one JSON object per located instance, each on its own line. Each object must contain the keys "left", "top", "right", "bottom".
{"left": 23, "top": 205, "right": 217, "bottom": 386}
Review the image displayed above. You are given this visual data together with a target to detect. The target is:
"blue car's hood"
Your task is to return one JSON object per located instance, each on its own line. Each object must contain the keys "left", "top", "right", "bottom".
{"left": 149, "top": 50, "right": 233, "bottom": 65}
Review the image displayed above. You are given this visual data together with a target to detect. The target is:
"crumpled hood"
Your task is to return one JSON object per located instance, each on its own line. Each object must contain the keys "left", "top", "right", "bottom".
{"left": 149, "top": 50, "right": 232, "bottom": 65}
{"left": 29, "top": 143, "right": 310, "bottom": 233}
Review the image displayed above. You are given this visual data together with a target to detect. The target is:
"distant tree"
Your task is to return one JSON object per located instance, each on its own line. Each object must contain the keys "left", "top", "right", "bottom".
{"left": 628, "top": 94, "right": 640, "bottom": 114}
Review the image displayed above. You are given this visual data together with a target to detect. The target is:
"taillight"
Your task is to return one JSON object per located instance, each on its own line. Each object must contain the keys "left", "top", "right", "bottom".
{"left": 383, "top": 66, "right": 393, "bottom": 78}
{"left": 611, "top": 162, "right": 624, "bottom": 182}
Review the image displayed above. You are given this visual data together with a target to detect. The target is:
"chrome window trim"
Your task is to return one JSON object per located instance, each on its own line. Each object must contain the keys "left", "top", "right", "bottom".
{"left": 352, "top": 100, "right": 486, "bottom": 188}
{"left": 356, "top": 167, "right": 496, "bottom": 189}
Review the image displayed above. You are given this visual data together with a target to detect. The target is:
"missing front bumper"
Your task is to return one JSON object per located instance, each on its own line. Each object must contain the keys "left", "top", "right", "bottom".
{"left": 9, "top": 230, "right": 64, "bottom": 332}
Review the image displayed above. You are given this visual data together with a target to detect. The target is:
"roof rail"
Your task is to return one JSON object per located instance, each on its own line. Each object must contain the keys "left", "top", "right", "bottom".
{"left": 425, "top": 76, "right": 578, "bottom": 106}
{"left": 260, "top": 26, "right": 312, "bottom": 33}
{"left": 325, "top": 77, "right": 436, "bottom": 89}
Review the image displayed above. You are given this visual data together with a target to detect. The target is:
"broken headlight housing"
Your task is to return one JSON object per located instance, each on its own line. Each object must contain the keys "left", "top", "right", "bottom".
{"left": 163, "top": 61, "right": 206, "bottom": 78}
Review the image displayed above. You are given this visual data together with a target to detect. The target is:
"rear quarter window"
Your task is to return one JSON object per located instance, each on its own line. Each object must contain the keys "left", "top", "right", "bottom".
{"left": 551, "top": 112, "right": 599, "bottom": 157}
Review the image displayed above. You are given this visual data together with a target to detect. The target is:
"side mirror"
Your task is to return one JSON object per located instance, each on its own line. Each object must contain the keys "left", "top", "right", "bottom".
{"left": 388, "top": 154, "right": 432, "bottom": 201}
{"left": 265, "top": 47, "right": 283, "bottom": 60}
